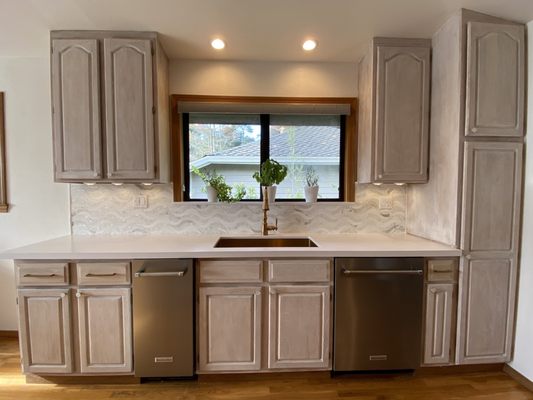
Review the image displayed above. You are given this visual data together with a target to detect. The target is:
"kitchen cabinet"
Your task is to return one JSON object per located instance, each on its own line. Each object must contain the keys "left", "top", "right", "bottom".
{"left": 198, "top": 286, "right": 262, "bottom": 372}
{"left": 50, "top": 31, "right": 169, "bottom": 183}
{"left": 77, "top": 288, "right": 133, "bottom": 373}
{"left": 465, "top": 22, "right": 525, "bottom": 137}
{"left": 18, "top": 288, "right": 73, "bottom": 374}
{"left": 423, "top": 283, "right": 454, "bottom": 365}
{"left": 268, "top": 285, "right": 330, "bottom": 369}
{"left": 457, "top": 256, "right": 517, "bottom": 364}
{"left": 358, "top": 38, "right": 431, "bottom": 184}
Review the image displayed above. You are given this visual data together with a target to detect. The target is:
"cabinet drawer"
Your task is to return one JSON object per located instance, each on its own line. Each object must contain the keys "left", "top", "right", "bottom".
{"left": 16, "top": 262, "right": 69, "bottom": 287}
{"left": 427, "top": 259, "right": 458, "bottom": 282}
{"left": 77, "top": 262, "right": 131, "bottom": 286}
{"left": 267, "top": 260, "right": 331, "bottom": 283}
{"left": 199, "top": 260, "right": 263, "bottom": 283}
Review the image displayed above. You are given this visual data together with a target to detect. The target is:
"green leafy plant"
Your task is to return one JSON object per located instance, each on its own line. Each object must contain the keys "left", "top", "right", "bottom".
{"left": 192, "top": 167, "right": 246, "bottom": 203}
{"left": 252, "top": 159, "right": 288, "bottom": 187}
{"left": 305, "top": 167, "right": 319, "bottom": 187}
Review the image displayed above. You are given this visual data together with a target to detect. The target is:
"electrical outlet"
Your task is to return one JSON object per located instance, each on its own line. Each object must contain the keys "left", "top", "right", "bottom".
{"left": 379, "top": 197, "right": 393, "bottom": 210}
{"left": 134, "top": 195, "right": 149, "bottom": 209}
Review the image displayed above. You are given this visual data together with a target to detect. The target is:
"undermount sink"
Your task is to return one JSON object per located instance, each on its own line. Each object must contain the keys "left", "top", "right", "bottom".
{"left": 214, "top": 237, "right": 318, "bottom": 248}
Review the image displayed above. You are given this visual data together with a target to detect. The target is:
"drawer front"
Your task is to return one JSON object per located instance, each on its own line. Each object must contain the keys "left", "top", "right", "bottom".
{"left": 268, "top": 260, "right": 331, "bottom": 283}
{"left": 16, "top": 262, "right": 69, "bottom": 287}
{"left": 427, "top": 259, "right": 458, "bottom": 282}
{"left": 199, "top": 260, "right": 263, "bottom": 283}
{"left": 77, "top": 262, "right": 131, "bottom": 286}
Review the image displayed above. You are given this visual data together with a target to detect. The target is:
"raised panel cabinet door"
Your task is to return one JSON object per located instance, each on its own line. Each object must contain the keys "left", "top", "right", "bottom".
{"left": 457, "top": 256, "right": 517, "bottom": 364}
{"left": 461, "top": 142, "right": 523, "bottom": 253}
{"left": 103, "top": 38, "right": 155, "bottom": 180}
{"left": 375, "top": 45, "right": 430, "bottom": 183}
{"left": 198, "top": 286, "right": 262, "bottom": 372}
{"left": 465, "top": 22, "right": 525, "bottom": 137}
{"left": 51, "top": 39, "right": 102, "bottom": 181}
{"left": 77, "top": 288, "right": 133, "bottom": 373}
{"left": 18, "top": 289, "right": 73, "bottom": 373}
{"left": 268, "top": 285, "right": 330, "bottom": 369}
{"left": 423, "top": 283, "right": 454, "bottom": 365}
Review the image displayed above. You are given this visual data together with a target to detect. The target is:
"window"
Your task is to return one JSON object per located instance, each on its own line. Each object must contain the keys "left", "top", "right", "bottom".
{"left": 183, "top": 112, "right": 345, "bottom": 201}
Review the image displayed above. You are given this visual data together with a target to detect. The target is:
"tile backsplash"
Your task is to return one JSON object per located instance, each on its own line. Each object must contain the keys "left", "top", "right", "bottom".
{"left": 70, "top": 184, "right": 406, "bottom": 235}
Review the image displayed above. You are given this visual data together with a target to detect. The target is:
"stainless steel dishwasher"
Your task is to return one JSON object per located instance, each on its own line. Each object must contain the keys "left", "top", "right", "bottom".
{"left": 132, "top": 259, "right": 194, "bottom": 378}
{"left": 334, "top": 258, "right": 424, "bottom": 372}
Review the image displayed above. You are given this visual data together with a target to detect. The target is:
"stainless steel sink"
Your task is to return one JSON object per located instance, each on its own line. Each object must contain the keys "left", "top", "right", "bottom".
{"left": 214, "top": 237, "right": 318, "bottom": 248}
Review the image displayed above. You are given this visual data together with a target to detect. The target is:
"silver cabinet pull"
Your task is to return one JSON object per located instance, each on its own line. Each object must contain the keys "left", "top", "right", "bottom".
{"left": 85, "top": 272, "right": 118, "bottom": 277}
{"left": 342, "top": 269, "right": 423, "bottom": 275}
{"left": 23, "top": 273, "right": 57, "bottom": 278}
{"left": 134, "top": 270, "right": 186, "bottom": 278}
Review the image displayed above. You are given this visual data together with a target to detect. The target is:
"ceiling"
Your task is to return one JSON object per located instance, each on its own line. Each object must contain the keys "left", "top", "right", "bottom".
{"left": 1, "top": 0, "right": 533, "bottom": 62}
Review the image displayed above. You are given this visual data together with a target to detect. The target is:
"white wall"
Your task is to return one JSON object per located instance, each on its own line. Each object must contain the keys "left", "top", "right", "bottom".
{"left": 509, "top": 20, "right": 533, "bottom": 382}
{"left": 169, "top": 60, "right": 357, "bottom": 97}
{"left": 0, "top": 58, "right": 70, "bottom": 330}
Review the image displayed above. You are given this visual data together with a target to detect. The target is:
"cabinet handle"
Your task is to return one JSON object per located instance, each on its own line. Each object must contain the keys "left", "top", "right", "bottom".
{"left": 85, "top": 272, "right": 118, "bottom": 277}
{"left": 342, "top": 269, "right": 423, "bottom": 275}
{"left": 23, "top": 273, "right": 57, "bottom": 278}
{"left": 135, "top": 270, "right": 186, "bottom": 278}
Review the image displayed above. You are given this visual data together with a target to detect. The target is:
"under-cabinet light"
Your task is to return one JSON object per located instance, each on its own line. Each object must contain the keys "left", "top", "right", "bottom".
{"left": 302, "top": 39, "right": 317, "bottom": 51}
{"left": 211, "top": 38, "right": 225, "bottom": 50}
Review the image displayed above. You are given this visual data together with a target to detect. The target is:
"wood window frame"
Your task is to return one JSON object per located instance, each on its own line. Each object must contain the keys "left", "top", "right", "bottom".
{"left": 170, "top": 95, "right": 357, "bottom": 202}
{"left": 0, "top": 93, "right": 7, "bottom": 213}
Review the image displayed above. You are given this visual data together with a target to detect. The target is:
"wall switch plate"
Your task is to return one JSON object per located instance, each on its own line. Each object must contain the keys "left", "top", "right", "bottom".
{"left": 134, "top": 195, "right": 149, "bottom": 209}
{"left": 379, "top": 198, "right": 393, "bottom": 210}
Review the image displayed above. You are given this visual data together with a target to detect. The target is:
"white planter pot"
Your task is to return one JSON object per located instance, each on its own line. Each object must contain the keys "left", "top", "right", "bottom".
{"left": 206, "top": 186, "right": 218, "bottom": 202}
{"left": 267, "top": 185, "right": 277, "bottom": 203}
{"left": 304, "top": 186, "right": 319, "bottom": 203}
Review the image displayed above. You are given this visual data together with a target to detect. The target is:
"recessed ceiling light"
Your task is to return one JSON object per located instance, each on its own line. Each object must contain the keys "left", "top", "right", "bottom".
{"left": 302, "top": 39, "right": 317, "bottom": 51}
{"left": 211, "top": 38, "right": 225, "bottom": 50}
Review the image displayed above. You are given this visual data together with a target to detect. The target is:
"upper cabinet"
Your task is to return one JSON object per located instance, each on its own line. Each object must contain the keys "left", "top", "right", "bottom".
{"left": 358, "top": 38, "right": 431, "bottom": 184}
{"left": 465, "top": 22, "right": 525, "bottom": 137}
{"left": 50, "top": 31, "right": 169, "bottom": 183}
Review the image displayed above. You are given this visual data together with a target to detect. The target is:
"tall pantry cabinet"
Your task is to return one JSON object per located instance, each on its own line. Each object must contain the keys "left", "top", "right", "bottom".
{"left": 407, "top": 9, "right": 526, "bottom": 364}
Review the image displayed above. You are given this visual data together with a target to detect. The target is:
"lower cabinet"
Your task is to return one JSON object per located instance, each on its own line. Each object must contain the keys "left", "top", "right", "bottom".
{"left": 268, "top": 285, "right": 330, "bottom": 369}
{"left": 198, "top": 286, "right": 262, "bottom": 372}
{"left": 423, "top": 283, "right": 454, "bottom": 365}
{"left": 18, "top": 288, "right": 73, "bottom": 374}
{"left": 77, "top": 288, "right": 133, "bottom": 373}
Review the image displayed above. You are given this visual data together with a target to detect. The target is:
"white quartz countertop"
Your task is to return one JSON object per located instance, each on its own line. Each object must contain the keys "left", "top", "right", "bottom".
{"left": 1, "top": 233, "right": 461, "bottom": 260}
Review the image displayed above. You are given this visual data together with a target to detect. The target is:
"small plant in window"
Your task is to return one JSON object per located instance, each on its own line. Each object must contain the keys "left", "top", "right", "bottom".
{"left": 252, "top": 159, "right": 288, "bottom": 203}
{"left": 192, "top": 167, "right": 246, "bottom": 203}
{"left": 304, "top": 167, "right": 319, "bottom": 203}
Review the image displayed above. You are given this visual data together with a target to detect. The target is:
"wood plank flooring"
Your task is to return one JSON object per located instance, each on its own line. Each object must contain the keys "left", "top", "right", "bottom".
{"left": 0, "top": 337, "right": 531, "bottom": 400}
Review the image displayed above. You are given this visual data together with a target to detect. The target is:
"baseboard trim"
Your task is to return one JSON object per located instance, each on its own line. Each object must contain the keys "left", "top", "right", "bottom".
{"left": 415, "top": 363, "right": 504, "bottom": 375}
{"left": 0, "top": 330, "right": 18, "bottom": 338}
{"left": 26, "top": 374, "right": 140, "bottom": 385}
{"left": 503, "top": 364, "right": 533, "bottom": 392}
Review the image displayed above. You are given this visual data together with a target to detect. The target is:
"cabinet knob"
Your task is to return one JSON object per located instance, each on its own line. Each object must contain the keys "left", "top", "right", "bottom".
{"left": 378, "top": 174, "right": 383, "bottom": 179}
{"left": 60, "top": 293, "right": 66, "bottom": 298}
{"left": 76, "top": 292, "right": 81, "bottom": 298}
{"left": 471, "top": 127, "right": 478, "bottom": 133}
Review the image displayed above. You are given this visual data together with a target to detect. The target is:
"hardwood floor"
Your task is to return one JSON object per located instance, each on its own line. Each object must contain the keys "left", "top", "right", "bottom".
{"left": 0, "top": 337, "right": 531, "bottom": 400}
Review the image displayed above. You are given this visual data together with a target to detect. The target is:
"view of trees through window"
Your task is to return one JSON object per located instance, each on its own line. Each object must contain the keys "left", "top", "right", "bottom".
{"left": 186, "top": 113, "right": 342, "bottom": 201}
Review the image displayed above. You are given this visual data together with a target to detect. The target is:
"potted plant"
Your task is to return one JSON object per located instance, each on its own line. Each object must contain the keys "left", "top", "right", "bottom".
{"left": 252, "top": 159, "right": 288, "bottom": 203}
{"left": 304, "top": 167, "right": 319, "bottom": 203}
{"left": 192, "top": 167, "right": 246, "bottom": 203}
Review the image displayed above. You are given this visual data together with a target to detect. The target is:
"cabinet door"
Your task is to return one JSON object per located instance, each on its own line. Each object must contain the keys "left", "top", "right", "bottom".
{"left": 51, "top": 39, "right": 102, "bottom": 181}
{"left": 457, "top": 256, "right": 517, "bottom": 364}
{"left": 77, "top": 288, "right": 132, "bottom": 373}
{"left": 18, "top": 289, "right": 73, "bottom": 373}
{"left": 375, "top": 45, "right": 430, "bottom": 183}
{"left": 423, "top": 283, "right": 454, "bottom": 365}
{"left": 198, "top": 286, "right": 262, "bottom": 372}
{"left": 461, "top": 142, "right": 523, "bottom": 253}
{"left": 268, "top": 285, "right": 330, "bottom": 369}
{"left": 465, "top": 22, "right": 525, "bottom": 137}
{"left": 103, "top": 38, "right": 155, "bottom": 180}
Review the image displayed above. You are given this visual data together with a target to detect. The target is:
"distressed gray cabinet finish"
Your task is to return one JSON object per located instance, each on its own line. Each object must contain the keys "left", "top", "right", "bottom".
{"left": 457, "top": 256, "right": 517, "bottom": 364}
{"left": 358, "top": 38, "right": 430, "bottom": 183}
{"left": 198, "top": 286, "right": 262, "bottom": 372}
{"left": 465, "top": 22, "right": 525, "bottom": 137}
{"left": 77, "top": 288, "right": 133, "bottom": 373}
{"left": 104, "top": 39, "right": 155, "bottom": 180}
{"left": 51, "top": 39, "right": 102, "bottom": 181}
{"left": 18, "top": 288, "right": 73, "bottom": 374}
{"left": 423, "top": 283, "right": 454, "bottom": 365}
{"left": 268, "top": 285, "right": 330, "bottom": 369}
{"left": 461, "top": 142, "right": 523, "bottom": 253}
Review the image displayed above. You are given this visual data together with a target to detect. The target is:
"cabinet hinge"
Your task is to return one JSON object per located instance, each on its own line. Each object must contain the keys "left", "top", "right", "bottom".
{"left": 15, "top": 297, "right": 18, "bottom": 305}
{"left": 152, "top": 106, "right": 156, "bottom": 114}
{"left": 151, "top": 46, "right": 155, "bottom": 56}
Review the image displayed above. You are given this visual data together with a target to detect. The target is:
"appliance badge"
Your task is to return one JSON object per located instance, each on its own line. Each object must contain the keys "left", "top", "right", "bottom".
{"left": 369, "top": 355, "right": 388, "bottom": 361}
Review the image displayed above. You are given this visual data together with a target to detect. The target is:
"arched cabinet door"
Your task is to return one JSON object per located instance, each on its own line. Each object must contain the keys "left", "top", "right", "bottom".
{"left": 465, "top": 22, "right": 525, "bottom": 137}
{"left": 103, "top": 38, "right": 155, "bottom": 180}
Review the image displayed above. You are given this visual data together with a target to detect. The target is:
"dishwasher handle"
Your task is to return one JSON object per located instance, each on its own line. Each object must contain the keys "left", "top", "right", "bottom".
{"left": 134, "top": 269, "right": 187, "bottom": 278}
{"left": 342, "top": 268, "right": 423, "bottom": 275}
